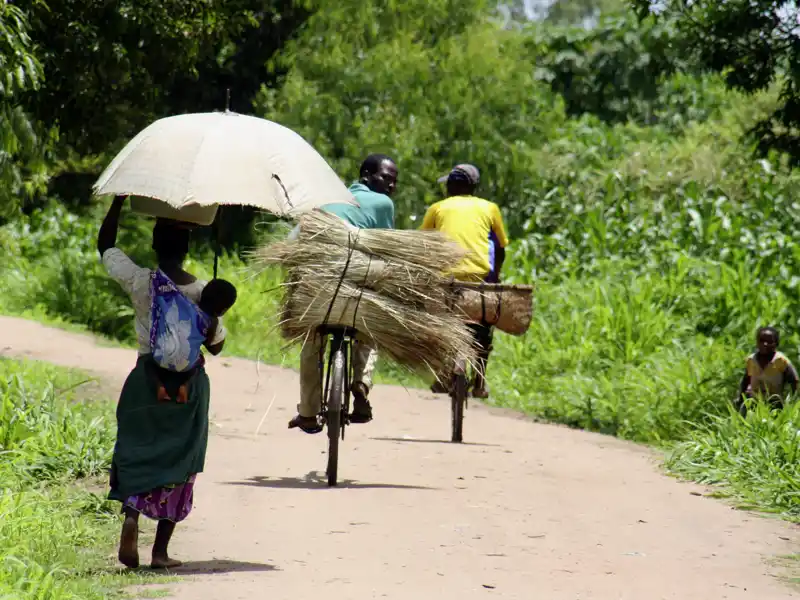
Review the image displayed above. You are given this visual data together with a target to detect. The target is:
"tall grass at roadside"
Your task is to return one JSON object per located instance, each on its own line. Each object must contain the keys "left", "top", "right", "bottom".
{"left": 489, "top": 258, "right": 749, "bottom": 441}
{"left": 0, "top": 358, "right": 153, "bottom": 599}
{"left": 0, "top": 359, "right": 113, "bottom": 483}
{"left": 667, "top": 401, "right": 800, "bottom": 518}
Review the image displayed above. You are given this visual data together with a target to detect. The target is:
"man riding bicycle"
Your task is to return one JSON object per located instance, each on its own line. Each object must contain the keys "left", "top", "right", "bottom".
{"left": 288, "top": 154, "right": 398, "bottom": 434}
{"left": 420, "top": 163, "right": 508, "bottom": 399}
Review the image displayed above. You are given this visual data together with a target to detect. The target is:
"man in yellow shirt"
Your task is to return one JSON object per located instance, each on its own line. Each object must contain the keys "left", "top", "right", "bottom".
{"left": 420, "top": 164, "right": 509, "bottom": 398}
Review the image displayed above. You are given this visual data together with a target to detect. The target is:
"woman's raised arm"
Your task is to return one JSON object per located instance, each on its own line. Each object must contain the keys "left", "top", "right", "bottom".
{"left": 97, "top": 195, "right": 126, "bottom": 256}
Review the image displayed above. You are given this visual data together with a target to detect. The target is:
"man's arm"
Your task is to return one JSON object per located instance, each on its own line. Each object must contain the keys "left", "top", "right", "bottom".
{"left": 97, "top": 196, "right": 125, "bottom": 256}
{"left": 490, "top": 204, "right": 509, "bottom": 279}
{"left": 495, "top": 247, "right": 506, "bottom": 280}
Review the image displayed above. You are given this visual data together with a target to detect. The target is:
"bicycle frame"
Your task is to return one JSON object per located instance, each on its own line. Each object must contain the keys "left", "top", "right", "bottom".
{"left": 319, "top": 326, "right": 355, "bottom": 438}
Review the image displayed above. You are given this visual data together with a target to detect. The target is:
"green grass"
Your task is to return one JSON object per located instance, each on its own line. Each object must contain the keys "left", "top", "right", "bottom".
{"left": 666, "top": 400, "right": 800, "bottom": 519}
{"left": 0, "top": 357, "right": 160, "bottom": 599}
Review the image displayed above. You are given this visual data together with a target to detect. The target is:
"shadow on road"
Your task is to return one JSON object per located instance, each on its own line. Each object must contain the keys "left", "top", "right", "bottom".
{"left": 78, "top": 559, "right": 276, "bottom": 578}
{"left": 371, "top": 436, "right": 502, "bottom": 448}
{"left": 224, "top": 471, "right": 437, "bottom": 490}
{"left": 172, "top": 559, "right": 277, "bottom": 575}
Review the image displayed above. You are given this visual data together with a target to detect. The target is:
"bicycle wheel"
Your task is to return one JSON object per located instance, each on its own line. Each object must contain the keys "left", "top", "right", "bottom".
{"left": 326, "top": 348, "right": 346, "bottom": 486}
{"left": 451, "top": 371, "right": 467, "bottom": 443}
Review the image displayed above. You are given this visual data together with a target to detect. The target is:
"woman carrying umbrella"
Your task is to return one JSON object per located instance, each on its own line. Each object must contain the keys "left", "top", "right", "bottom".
{"left": 97, "top": 195, "right": 227, "bottom": 569}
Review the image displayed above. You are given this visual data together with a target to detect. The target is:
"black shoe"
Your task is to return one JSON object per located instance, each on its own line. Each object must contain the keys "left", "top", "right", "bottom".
{"left": 350, "top": 383, "right": 373, "bottom": 424}
{"left": 288, "top": 414, "right": 323, "bottom": 434}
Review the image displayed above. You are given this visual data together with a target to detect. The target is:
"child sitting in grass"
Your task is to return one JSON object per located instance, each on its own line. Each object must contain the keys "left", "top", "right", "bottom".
{"left": 736, "top": 326, "right": 798, "bottom": 414}
{"left": 153, "top": 278, "right": 237, "bottom": 404}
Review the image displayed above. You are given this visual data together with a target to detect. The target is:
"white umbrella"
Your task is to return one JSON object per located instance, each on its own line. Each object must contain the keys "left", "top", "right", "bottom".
{"left": 92, "top": 111, "right": 356, "bottom": 225}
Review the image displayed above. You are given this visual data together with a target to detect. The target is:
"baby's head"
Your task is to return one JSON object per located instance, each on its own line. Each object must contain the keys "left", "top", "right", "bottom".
{"left": 756, "top": 326, "right": 780, "bottom": 357}
{"left": 200, "top": 279, "right": 237, "bottom": 317}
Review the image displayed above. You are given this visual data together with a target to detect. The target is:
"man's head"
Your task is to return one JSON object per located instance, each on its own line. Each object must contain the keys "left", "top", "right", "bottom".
{"left": 757, "top": 326, "right": 780, "bottom": 356}
{"left": 200, "top": 279, "right": 238, "bottom": 317}
{"left": 152, "top": 218, "right": 191, "bottom": 264}
{"left": 438, "top": 163, "right": 480, "bottom": 198}
{"left": 359, "top": 154, "right": 398, "bottom": 197}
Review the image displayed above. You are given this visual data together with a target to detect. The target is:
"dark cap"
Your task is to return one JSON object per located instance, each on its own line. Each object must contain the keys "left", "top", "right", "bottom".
{"left": 437, "top": 163, "right": 480, "bottom": 186}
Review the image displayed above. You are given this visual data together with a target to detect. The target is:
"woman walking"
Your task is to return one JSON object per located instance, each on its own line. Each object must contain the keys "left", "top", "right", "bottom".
{"left": 97, "top": 196, "right": 227, "bottom": 569}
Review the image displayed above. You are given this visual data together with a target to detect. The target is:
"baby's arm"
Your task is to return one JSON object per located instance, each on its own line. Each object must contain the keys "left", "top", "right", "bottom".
{"left": 205, "top": 316, "right": 220, "bottom": 344}
{"left": 204, "top": 316, "right": 225, "bottom": 355}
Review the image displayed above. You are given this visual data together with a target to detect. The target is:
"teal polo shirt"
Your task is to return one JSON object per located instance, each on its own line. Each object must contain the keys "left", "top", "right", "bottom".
{"left": 322, "top": 182, "right": 394, "bottom": 229}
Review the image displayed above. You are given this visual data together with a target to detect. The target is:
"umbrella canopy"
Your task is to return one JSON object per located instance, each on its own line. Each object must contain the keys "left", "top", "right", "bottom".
{"left": 92, "top": 111, "right": 356, "bottom": 225}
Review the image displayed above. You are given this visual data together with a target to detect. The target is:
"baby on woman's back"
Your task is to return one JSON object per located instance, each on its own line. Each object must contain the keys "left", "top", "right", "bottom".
{"left": 152, "top": 278, "right": 237, "bottom": 403}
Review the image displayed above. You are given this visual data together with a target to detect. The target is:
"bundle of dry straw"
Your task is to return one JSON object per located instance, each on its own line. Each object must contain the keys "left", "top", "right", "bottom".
{"left": 252, "top": 210, "right": 477, "bottom": 375}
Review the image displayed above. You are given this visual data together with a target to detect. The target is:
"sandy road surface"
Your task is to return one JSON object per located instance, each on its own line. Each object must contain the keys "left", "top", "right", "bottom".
{"left": 1, "top": 316, "right": 797, "bottom": 599}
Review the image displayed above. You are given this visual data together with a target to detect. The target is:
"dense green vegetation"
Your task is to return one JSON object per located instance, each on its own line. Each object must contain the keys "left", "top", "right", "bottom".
{"left": 634, "top": 0, "right": 800, "bottom": 161}
{"left": 0, "top": 358, "right": 157, "bottom": 598}
{"left": 4, "top": 2, "right": 800, "bottom": 586}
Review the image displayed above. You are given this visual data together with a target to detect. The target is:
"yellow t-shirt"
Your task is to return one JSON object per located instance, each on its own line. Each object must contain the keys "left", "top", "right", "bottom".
{"left": 420, "top": 195, "right": 509, "bottom": 281}
{"left": 745, "top": 351, "right": 797, "bottom": 397}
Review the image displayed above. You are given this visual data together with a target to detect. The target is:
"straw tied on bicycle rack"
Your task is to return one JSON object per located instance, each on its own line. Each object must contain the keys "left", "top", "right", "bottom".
{"left": 251, "top": 210, "right": 533, "bottom": 379}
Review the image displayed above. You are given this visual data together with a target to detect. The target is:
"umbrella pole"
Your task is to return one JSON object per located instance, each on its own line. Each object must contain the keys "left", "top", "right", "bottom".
{"left": 215, "top": 90, "right": 230, "bottom": 278}
{"left": 213, "top": 209, "right": 221, "bottom": 279}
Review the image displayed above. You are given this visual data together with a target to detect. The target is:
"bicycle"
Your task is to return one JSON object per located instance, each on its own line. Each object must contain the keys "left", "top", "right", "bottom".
{"left": 316, "top": 325, "right": 355, "bottom": 487}
{"left": 445, "top": 280, "right": 500, "bottom": 444}
{"left": 444, "top": 284, "right": 480, "bottom": 444}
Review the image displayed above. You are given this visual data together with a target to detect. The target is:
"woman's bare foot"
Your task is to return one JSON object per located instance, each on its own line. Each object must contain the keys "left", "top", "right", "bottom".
{"left": 118, "top": 515, "right": 140, "bottom": 568}
{"left": 151, "top": 554, "right": 183, "bottom": 569}
{"left": 151, "top": 519, "right": 180, "bottom": 569}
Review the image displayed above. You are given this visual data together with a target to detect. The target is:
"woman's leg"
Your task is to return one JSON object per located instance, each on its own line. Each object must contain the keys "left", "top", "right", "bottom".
{"left": 118, "top": 507, "right": 140, "bottom": 568}
{"left": 151, "top": 520, "right": 182, "bottom": 569}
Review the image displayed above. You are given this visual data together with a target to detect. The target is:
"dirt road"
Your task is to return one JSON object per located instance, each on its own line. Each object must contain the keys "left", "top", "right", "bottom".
{"left": 1, "top": 316, "right": 797, "bottom": 599}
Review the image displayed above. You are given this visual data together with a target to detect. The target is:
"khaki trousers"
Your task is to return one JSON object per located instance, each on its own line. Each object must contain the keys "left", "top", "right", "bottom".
{"left": 298, "top": 335, "right": 379, "bottom": 418}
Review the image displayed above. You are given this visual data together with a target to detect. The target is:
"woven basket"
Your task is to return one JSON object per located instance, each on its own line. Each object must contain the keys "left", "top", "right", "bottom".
{"left": 448, "top": 282, "right": 534, "bottom": 336}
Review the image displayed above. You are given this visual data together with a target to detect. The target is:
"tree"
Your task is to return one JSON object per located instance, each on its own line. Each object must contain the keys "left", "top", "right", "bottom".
{"left": 255, "top": 0, "right": 569, "bottom": 233}
{"left": 632, "top": 0, "right": 800, "bottom": 162}
{"left": 0, "top": 1, "right": 45, "bottom": 217}
{"left": 9, "top": 1, "right": 311, "bottom": 211}
{"left": 22, "top": 1, "right": 311, "bottom": 158}
{"left": 546, "top": 0, "right": 626, "bottom": 26}
{"left": 530, "top": 13, "right": 687, "bottom": 124}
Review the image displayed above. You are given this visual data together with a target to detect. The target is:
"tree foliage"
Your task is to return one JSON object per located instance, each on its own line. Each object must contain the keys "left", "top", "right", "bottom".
{"left": 257, "top": 0, "right": 566, "bottom": 231}
{"left": 0, "top": 1, "right": 45, "bottom": 217}
{"left": 530, "top": 13, "right": 687, "bottom": 124}
{"left": 546, "top": 0, "right": 626, "bottom": 26}
{"left": 22, "top": 0, "right": 310, "bottom": 158}
{"left": 632, "top": 0, "right": 800, "bottom": 162}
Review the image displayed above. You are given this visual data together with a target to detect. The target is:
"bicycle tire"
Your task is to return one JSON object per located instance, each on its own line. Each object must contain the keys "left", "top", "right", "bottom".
{"left": 451, "top": 372, "right": 467, "bottom": 443}
{"left": 326, "top": 348, "right": 346, "bottom": 486}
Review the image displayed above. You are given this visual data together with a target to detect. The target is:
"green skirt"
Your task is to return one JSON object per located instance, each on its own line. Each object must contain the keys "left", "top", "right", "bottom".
{"left": 109, "top": 355, "right": 210, "bottom": 502}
